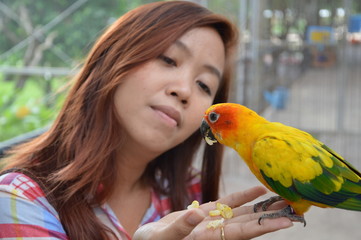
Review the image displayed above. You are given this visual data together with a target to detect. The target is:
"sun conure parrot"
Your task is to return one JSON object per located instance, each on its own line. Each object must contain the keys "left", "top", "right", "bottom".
{"left": 200, "top": 103, "right": 361, "bottom": 225}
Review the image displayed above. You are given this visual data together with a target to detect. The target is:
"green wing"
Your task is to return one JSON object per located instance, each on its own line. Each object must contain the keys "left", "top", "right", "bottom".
{"left": 252, "top": 127, "right": 361, "bottom": 211}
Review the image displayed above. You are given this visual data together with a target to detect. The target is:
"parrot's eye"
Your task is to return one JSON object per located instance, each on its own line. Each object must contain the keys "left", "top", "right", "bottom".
{"left": 209, "top": 112, "right": 219, "bottom": 123}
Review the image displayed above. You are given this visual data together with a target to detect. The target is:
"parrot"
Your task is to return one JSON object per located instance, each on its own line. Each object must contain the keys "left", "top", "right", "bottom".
{"left": 200, "top": 103, "right": 361, "bottom": 225}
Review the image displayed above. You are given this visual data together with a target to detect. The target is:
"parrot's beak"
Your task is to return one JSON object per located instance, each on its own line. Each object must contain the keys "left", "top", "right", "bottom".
{"left": 200, "top": 119, "right": 218, "bottom": 145}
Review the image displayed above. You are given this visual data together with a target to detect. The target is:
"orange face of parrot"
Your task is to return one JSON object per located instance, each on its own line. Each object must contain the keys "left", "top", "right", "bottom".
{"left": 200, "top": 103, "right": 241, "bottom": 146}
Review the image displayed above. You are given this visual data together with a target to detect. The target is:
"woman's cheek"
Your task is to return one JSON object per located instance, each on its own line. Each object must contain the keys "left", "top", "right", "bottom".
{"left": 191, "top": 106, "right": 209, "bottom": 130}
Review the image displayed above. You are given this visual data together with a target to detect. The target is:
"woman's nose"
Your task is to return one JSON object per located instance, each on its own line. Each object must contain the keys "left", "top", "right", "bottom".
{"left": 170, "top": 91, "right": 188, "bottom": 105}
{"left": 166, "top": 79, "right": 192, "bottom": 105}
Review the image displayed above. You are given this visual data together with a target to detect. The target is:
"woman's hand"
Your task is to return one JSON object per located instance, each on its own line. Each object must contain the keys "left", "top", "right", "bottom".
{"left": 133, "top": 207, "right": 205, "bottom": 240}
{"left": 133, "top": 186, "right": 293, "bottom": 240}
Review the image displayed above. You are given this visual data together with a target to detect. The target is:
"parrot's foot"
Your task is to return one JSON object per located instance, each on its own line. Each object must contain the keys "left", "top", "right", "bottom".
{"left": 253, "top": 195, "right": 284, "bottom": 212}
{"left": 258, "top": 205, "right": 306, "bottom": 227}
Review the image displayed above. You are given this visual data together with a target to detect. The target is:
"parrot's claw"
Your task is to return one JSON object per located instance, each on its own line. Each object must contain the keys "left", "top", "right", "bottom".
{"left": 258, "top": 205, "right": 306, "bottom": 227}
{"left": 253, "top": 195, "right": 284, "bottom": 212}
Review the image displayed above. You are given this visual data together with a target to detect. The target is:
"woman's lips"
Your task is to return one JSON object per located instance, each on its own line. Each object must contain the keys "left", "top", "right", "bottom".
{"left": 151, "top": 105, "right": 181, "bottom": 127}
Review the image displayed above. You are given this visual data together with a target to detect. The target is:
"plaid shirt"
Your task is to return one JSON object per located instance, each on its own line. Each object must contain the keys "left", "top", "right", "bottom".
{"left": 0, "top": 171, "right": 202, "bottom": 239}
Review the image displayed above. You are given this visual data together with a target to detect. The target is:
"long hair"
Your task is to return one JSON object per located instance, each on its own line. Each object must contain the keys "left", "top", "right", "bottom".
{"left": 3, "top": 1, "right": 238, "bottom": 239}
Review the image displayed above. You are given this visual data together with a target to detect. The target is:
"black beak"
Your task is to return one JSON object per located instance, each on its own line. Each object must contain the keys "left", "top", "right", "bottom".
{"left": 200, "top": 119, "right": 217, "bottom": 145}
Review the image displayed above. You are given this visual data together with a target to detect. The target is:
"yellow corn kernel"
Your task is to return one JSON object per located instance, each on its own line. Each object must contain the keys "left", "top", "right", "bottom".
{"left": 187, "top": 200, "right": 200, "bottom": 209}
{"left": 216, "top": 203, "right": 233, "bottom": 219}
{"left": 206, "top": 218, "right": 224, "bottom": 229}
{"left": 209, "top": 209, "right": 221, "bottom": 217}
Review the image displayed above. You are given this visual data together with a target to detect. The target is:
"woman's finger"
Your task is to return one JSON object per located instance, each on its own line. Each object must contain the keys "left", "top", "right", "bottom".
{"left": 222, "top": 217, "right": 293, "bottom": 240}
{"left": 230, "top": 199, "right": 288, "bottom": 218}
{"left": 217, "top": 186, "right": 268, "bottom": 208}
{"left": 160, "top": 208, "right": 206, "bottom": 240}
{"left": 198, "top": 186, "right": 268, "bottom": 217}
{"left": 133, "top": 209, "right": 205, "bottom": 240}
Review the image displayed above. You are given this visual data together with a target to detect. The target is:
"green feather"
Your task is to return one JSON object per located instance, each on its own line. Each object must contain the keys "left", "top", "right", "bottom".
{"left": 310, "top": 169, "right": 340, "bottom": 195}
{"left": 336, "top": 195, "right": 361, "bottom": 210}
{"left": 293, "top": 176, "right": 361, "bottom": 210}
{"left": 260, "top": 170, "right": 301, "bottom": 202}
{"left": 342, "top": 180, "right": 361, "bottom": 194}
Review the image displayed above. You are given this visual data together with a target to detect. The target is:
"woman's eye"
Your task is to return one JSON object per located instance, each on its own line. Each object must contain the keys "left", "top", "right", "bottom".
{"left": 197, "top": 81, "right": 211, "bottom": 95}
{"left": 159, "top": 55, "right": 177, "bottom": 67}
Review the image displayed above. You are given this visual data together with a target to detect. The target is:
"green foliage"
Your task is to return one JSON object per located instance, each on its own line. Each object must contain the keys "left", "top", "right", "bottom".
{"left": 0, "top": 0, "right": 125, "bottom": 67}
{"left": 0, "top": 0, "right": 130, "bottom": 142}
{"left": 0, "top": 74, "right": 68, "bottom": 141}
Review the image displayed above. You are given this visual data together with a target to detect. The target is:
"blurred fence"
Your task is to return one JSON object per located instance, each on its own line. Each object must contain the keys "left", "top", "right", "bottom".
{"left": 227, "top": 0, "right": 361, "bottom": 170}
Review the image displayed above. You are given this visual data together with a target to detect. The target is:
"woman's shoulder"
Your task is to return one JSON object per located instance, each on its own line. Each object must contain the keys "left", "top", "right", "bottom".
{"left": 0, "top": 171, "right": 68, "bottom": 238}
{"left": 0, "top": 171, "right": 47, "bottom": 203}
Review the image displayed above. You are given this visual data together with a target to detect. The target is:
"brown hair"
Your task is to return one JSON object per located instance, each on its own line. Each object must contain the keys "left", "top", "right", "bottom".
{"left": 3, "top": 1, "right": 238, "bottom": 239}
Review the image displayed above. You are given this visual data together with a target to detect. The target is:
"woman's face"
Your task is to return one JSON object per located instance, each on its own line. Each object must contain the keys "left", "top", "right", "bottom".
{"left": 114, "top": 27, "right": 226, "bottom": 157}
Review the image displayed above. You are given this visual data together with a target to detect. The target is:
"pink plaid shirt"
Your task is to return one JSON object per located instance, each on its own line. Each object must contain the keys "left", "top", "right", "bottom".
{"left": 0, "top": 171, "right": 202, "bottom": 239}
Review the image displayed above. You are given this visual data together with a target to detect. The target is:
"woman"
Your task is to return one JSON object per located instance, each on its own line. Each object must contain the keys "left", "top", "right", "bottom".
{"left": 0, "top": 1, "right": 292, "bottom": 239}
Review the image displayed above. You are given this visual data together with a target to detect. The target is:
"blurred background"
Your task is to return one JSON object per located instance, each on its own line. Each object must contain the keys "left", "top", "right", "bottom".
{"left": 0, "top": 0, "right": 360, "bottom": 238}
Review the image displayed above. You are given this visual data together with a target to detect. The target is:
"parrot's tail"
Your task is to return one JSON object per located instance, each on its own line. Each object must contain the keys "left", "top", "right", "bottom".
{"left": 309, "top": 178, "right": 361, "bottom": 212}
